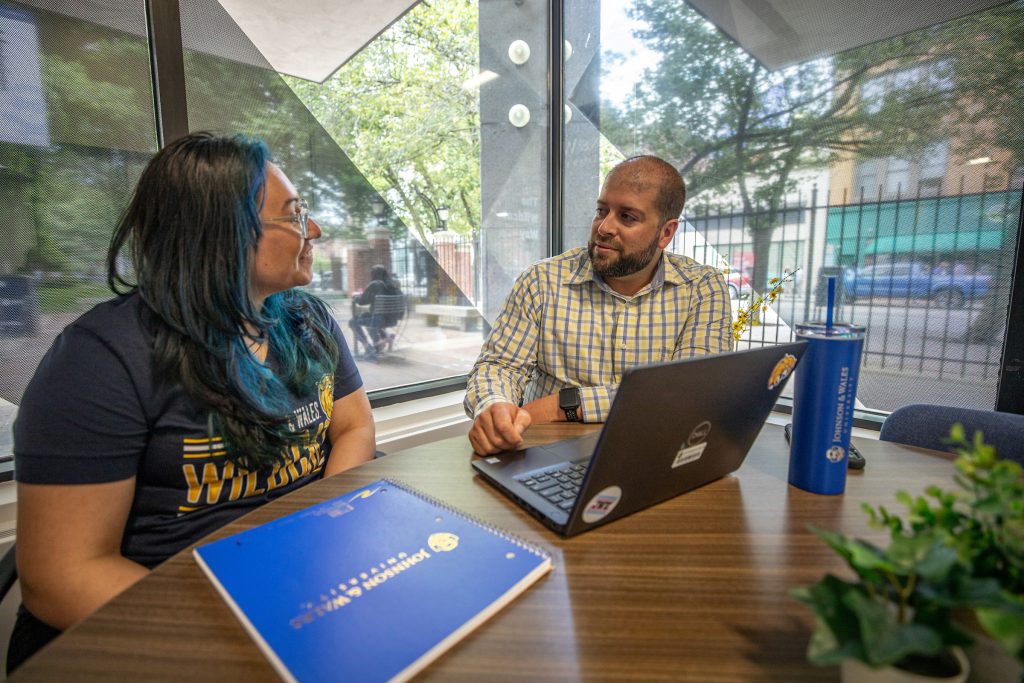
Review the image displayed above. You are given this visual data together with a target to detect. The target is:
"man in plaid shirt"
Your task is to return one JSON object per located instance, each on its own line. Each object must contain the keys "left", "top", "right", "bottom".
{"left": 465, "top": 155, "right": 733, "bottom": 454}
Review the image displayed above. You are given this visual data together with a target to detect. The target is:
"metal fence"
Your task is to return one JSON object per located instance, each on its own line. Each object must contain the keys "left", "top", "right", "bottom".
{"left": 672, "top": 178, "right": 1020, "bottom": 390}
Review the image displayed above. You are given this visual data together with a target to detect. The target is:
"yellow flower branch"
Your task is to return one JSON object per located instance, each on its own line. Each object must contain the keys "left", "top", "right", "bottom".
{"left": 728, "top": 268, "right": 801, "bottom": 342}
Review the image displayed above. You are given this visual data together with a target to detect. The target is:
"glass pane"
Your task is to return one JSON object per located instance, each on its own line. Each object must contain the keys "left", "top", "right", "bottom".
{"left": 0, "top": 2, "right": 157, "bottom": 416}
{"left": 180, "top": 0, "right": 548, "bottom": 393}
{"left": 566, "top": 0, "right": 1024, "bottom": 414}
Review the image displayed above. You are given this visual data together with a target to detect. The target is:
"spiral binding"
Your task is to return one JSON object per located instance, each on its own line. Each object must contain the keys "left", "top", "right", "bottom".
{"left": 379, "top": 478, "right": 552, "bottom": 560}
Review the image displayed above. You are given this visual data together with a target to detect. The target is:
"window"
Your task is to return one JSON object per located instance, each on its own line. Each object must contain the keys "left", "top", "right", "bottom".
{"left": 2, "top": 0, "right": 1022, "bottom": 417}
{"left": 178, "top": 0, "right": 549, "bottom": 394}
{"left": 855, "top": 140, "right": 950, "bottom": 201}
{"left": 566, "top": 0, "right": 1023, "bottom": 415}
{"left": 0, "top": 2, "right": 157, "bottom": 406}
{"left": 884, "top": 156, "right": 911, "bottom": 196}
{"left": 861, "top": 59, "right": 954, "bottom": 114}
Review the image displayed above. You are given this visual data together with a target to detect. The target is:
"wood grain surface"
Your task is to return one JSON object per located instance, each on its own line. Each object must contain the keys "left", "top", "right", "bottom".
{"left": 12, "top": 423, "right": 954, "bottom": 682}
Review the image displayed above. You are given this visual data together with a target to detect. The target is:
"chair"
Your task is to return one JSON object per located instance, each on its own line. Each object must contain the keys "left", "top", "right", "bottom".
{"left": 879, "top": 404, "right": 1024, "bottom": 464}
{"left": 0, "top": 546, "right": 14, "bottom": 603}
{"left": 351, "top": 294, "right": 407, "bottom": 358}
{"left": 0, "top": 543, "right": 17, "bottom": 673}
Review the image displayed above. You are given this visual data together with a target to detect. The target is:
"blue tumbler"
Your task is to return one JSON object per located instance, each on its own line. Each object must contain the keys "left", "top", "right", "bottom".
{"left": 788, "top": 322, "right": 865, "bottom": 495}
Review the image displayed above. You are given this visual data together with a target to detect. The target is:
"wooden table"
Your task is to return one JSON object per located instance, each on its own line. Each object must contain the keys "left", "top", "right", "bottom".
{"left": 13, "top": 423, "right": 954, "bottom": 681}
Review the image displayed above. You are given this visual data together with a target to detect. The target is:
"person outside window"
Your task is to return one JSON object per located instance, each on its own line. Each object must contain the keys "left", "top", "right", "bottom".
{"left": 349, "top": 264, "right": 402, "bottom": 357}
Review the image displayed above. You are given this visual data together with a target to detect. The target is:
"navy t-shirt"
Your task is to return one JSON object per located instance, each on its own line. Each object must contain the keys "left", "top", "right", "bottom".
{"left": 14, "top": 293, "right": 363, "bottom": 568}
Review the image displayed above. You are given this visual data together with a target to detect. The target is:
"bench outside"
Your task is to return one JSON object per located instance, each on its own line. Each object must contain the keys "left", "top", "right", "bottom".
{"left": 414, "top": 304, "right": 482, "bottom": 331}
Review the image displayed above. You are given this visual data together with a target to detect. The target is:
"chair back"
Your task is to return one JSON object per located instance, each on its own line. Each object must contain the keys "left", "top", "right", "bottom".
{"left": 0, "top": 545, "right": 14, "bottom": 601}
{"left": 370, "top": 294, "right": 407, "bottom": 327}
{"left": 879, "top": 404, "right": 1024, "bottom": 464}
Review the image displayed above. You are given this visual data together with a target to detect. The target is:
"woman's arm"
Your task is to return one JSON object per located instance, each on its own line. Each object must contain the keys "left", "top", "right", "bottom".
{"left": 323, "top": 387, "right": 375, "bottom": 477}
{"left": 16, "top": 478, "right": 149, "bottom": 630}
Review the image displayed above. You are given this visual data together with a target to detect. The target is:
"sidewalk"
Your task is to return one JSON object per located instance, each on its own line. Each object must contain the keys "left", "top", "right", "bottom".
{"left": 0, "top": 302, "right": 486, "bottom": 403}
{"left": 327, "top": 300, "right": 484, "bottom": 393}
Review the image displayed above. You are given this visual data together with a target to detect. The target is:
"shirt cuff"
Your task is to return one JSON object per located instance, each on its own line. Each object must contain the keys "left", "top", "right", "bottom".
{"left": 470, "top": 396, "right": 516, "bottom": 420}
{"left": 578, "top": 386, "right": 614, "bottom": 423}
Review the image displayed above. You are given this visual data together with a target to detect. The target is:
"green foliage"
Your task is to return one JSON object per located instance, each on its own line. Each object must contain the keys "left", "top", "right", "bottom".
{"left": 36, "top": 280, "right": 110, "bottom": 313}
{"left": 610, "top": 2, "right": 1024, "bottom": 294}
{"left": 793, "top": 425, "right": 1024, "bottom": 669}
{"left": 792, "top": 527, "right": 978, "bottom": 667}
{"left": 284, "top": 0, "right": 480, "bottom": 243}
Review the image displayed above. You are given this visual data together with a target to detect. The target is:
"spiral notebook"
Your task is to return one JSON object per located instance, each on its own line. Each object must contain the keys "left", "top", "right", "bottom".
{"left": 193, "top": 479, "right": 552, "bottom": 683}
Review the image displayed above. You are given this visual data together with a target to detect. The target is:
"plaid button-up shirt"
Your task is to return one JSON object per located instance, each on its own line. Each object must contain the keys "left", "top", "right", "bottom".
{"left": 465, "top": 247, "right": 733, "bottom": 422}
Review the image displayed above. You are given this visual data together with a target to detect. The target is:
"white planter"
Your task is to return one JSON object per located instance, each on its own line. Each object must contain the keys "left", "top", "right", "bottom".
{"left": 840, "top": 647, "right": 969, "bottom": 683}
{"left": 964, "top": 631, "right": 1024, "bottom": 683}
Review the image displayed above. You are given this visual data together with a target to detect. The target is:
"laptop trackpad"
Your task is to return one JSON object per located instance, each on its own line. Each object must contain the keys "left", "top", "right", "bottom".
{"left": 541, "top": 431, "right": 599, "bottom": 457}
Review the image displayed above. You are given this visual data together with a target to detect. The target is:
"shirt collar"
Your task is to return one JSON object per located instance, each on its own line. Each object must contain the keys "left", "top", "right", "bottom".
{"left": 567, "top": 249, "right": 675, "bottom": 297}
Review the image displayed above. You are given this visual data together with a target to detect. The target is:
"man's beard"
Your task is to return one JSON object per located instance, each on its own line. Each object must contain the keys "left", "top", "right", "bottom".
{"left": 588, "top": 232, "right": 661, "bottom": 278}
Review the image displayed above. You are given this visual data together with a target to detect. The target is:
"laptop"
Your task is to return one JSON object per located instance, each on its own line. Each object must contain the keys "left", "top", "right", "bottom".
{"left": 472, "top": 342, "right": 807, "bottom": 536}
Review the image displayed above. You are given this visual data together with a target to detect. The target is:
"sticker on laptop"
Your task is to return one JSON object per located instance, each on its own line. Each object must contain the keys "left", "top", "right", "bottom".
{"left": 672, "top": 442, "right": 707, "bottom": 468}
{"left": 687, "top": 420, "right": 712, "bottom": 446}
{"left": 581, "top": 486, "right": 622, "bottom": 523}
{"left": 768, "top": 353, "right": 798, "bottom": 390}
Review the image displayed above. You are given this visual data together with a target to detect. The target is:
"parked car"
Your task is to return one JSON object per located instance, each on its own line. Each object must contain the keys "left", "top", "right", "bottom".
{"left": 726, "top": 266, "right": 751, "bottom": 299}
{"left": 842, "top": 262, "right": 991, "bottom": 308}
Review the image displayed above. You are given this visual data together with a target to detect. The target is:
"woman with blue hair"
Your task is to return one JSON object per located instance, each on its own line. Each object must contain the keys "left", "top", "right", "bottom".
{"left": 8, "top": 132, "right": 375, "bottom": 670}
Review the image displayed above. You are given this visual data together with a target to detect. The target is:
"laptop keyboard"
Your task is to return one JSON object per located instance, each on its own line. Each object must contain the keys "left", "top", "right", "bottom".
{"left": 515, "top": 461, "right": 588, "bottom": 511}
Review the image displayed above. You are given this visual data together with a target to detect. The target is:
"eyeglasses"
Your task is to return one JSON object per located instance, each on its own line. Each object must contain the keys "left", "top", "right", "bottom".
{"left": 263, "top": 198, "right": 310, "bottom": 239}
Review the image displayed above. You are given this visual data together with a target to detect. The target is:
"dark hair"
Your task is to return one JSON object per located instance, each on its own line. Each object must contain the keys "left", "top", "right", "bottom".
{"left": 107, "top": 132, "right": 338, "bottom": 470}
{"left": 605, "top": 155, "right": 686, "bottom": 225}
{"left": 369, "top": 264, "right": 400, "bottom": 292}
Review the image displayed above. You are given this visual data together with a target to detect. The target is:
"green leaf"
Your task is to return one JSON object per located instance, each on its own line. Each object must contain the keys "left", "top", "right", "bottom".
{"left": 975, "top": 604, "right": 1024, "bottom": 662}
{"left": 844, "top": 589, "right": 945, "bottom": 665}
{"left": 791, "top": 576, "right": 870, "bottom": 665}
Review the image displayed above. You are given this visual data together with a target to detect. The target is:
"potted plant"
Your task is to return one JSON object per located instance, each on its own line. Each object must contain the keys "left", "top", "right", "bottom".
{"left": 791, "top": 425, "right": 1024, "bottom": 682}
{"left": 889, "top": 425, "right": 1024, "bottom": 682}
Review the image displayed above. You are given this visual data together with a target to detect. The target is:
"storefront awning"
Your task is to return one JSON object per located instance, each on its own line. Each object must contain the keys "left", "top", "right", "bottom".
{"left": 864, "top": 229, "right": 1005, "bottom": 255}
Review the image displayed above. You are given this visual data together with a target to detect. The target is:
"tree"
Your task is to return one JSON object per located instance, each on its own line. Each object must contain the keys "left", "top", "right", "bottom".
{"left": 283, "top": 0, "right": 480, "bottom": 245}
{"left": 608, "top": 2, "right": 1024, "bottom": 297}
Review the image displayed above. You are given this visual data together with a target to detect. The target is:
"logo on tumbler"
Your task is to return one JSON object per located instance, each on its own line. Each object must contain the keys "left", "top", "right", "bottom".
{"left": 768, "top": 354, "right": 798, "bottom": 390}
{"left": 826, "top": 446, "right": 846, "bottom": 463}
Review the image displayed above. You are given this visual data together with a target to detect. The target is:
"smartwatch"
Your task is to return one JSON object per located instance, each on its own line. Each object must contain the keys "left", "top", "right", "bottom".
{"left": 559, "top": 386, "right": 582, "bottom": 422}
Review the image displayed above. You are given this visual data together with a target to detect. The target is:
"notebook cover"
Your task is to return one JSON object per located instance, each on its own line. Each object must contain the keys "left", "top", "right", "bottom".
{"left": 193, "top": 479, "right": 552, "bottom": 683}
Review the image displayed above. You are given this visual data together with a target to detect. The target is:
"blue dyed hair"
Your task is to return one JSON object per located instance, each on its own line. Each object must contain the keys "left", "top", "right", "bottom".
{"left": 107, "top": 132, "right": 339, "bottom": 469}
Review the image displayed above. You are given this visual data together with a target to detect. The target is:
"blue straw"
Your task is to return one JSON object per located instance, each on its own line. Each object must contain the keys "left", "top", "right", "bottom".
{"left": 826, "top": 276, "right": 836, "bottom": 332}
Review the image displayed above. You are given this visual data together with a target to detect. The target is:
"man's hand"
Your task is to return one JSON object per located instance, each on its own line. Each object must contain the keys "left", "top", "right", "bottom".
{"left": 522, "top": 393, "right": 568, "bottom": 424}
{"left": 469, "top": 402, "right": 533, "bottom": 455}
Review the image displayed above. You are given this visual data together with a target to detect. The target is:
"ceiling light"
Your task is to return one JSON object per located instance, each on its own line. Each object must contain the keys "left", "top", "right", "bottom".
{"left": 508, "top": 40, "right": 530, "bottom": 65}
{"left": 508, "top": 104, "right": 530, "bottom": 128}
{"left": 967, "top": 156, "right": 992, "bottom": 166}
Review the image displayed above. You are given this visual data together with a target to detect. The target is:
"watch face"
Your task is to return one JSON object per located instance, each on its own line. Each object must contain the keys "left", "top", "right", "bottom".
{"left": 559, "top": 387, "right": 580, "bottom": 410}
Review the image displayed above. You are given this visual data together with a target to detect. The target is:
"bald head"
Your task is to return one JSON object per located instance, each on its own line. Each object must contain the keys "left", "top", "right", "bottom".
{"left": 603, "top": 156, "right": 686, "bottom": 225}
